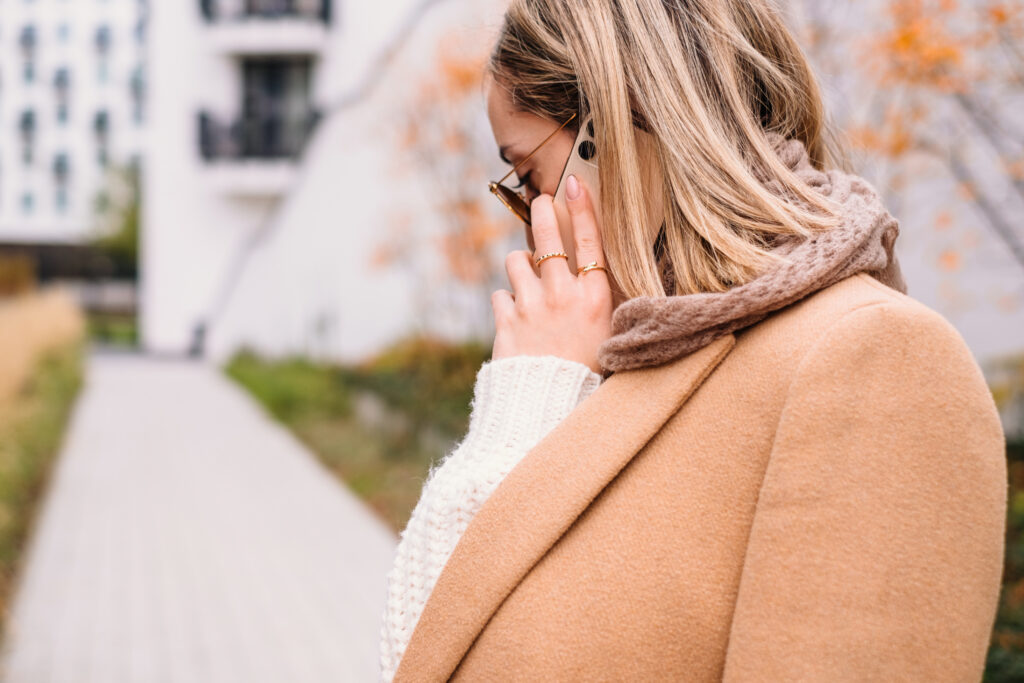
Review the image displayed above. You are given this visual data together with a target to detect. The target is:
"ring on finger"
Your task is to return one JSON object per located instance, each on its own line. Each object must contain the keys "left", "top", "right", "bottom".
{"left": 576, "top": 261, "right": 608, "bottom": 276}
{"left": 534, "top": 251, "right": 569, "bottom": 267}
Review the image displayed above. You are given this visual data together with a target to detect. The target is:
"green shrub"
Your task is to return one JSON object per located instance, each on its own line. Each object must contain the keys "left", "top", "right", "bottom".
{"left": 225, "top": 349, "right": 353, "bottom": 423}
{"left": 342, "top": 334, "right": 491, "bottom": 440}
{"left": 987, "top": 438, "right": 1024, "bottom": 681}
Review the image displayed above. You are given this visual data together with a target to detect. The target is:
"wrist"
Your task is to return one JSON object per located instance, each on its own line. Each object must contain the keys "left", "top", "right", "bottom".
{"left": 464, "top": 354, "right": 603, "bottom": 453}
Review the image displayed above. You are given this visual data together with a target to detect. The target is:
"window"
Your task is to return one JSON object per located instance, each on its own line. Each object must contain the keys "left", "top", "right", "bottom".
{"left": 131, "top": 65, "right": 145, "bottom": 124}
{"left": 56, "top": 187, "right": 69, "bottom": 213}
{"left": 95, "top": 25, "right": 111, "bottom": 53}
{"left": 53, "top": 153, "right": 70, "bottom": 183}
{"left": 19, "top": 110, "right": 35, "bottom": 165}
{"left": 94, "top": 110, "right": 110, "bottom": 166}
{"left": 56, "top": 67, "right": 71, "bottom": 123}
{"left": 19, "top": 25, "right": 36, "bottom": 53}
{"left": 20, "top": 26, "right": 36, "bottom": 84}
{"left": 21, "top": 192, "right": 33, "bottom": 214}
{"left": 240, "top": 57, "right": 315, "bottom": 158}
{"left": 57, "top": 23, "right": 70, "bottom": 43}
{"left": 54, "top": 67, "right": 70, "bottom": 91}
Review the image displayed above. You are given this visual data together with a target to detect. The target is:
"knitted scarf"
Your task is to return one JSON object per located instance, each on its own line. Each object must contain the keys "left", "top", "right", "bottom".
{"left": 596, "top": 133, "right": 907, "bottom": 374}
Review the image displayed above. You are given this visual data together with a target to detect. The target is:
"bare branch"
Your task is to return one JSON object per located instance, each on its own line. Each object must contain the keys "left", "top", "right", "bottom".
{"left": 944, "top": 147, "right": 1024, "bottom": 275}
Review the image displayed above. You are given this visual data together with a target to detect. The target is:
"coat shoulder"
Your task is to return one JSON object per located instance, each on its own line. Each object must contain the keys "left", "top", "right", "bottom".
{"left": 735, "top": 272, "right": 994, "bottom": 421}
{"left": 779, "top": 271, "right": 925, "bottom": 328}
{"left": 747, "top": 272, "right": 966, "bottom": 358}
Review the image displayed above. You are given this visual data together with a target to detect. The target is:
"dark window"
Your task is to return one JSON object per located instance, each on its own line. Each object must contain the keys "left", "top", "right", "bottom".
{"left": 20, "top": 109, "right": 36, "bottom": 164}
{"left": 94, "top": 109, "right": 110, "bottom": 136}
{"left": 19, "top": 25, "right": 36, "bottom": 54}
{"left": 54, "top": 67, "right": 71, "bottom": 91}
{"left": 95, "top": 110, "right": 110, "bottom": 166}
{"left": 131, "top": 66, "right": 145, "bottom": 123}
{"left": 240, "top": 57, "right": 314, "bottom": 158}
{"left": 53, "top": 152, "right": 70, "bottom": 182}
{"left": 95, "top": 25, "right": 111, "bottom": 52}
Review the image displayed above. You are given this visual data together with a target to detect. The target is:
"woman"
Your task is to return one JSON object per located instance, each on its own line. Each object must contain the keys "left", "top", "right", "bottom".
{"left": 379, "top": 0, "right": 1008, "bottom": 680}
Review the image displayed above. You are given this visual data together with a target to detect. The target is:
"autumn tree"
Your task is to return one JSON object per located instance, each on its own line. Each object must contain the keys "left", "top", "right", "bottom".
{"left": 371, "top": 26, "right": 521, "bottom": 341}
{"left": 789, "top": 0, "right": 1024, "bottom": 314}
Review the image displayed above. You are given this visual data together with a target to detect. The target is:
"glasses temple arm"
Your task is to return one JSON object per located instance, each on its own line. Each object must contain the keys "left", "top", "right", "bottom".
{"left": 496, "top": 112, "right": 579, "bottom": 185}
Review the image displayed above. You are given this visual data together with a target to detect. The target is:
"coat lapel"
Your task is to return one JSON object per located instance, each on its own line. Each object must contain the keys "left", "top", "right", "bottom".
{"left": 393, "top": 333, "right": 737, "bottom": 682}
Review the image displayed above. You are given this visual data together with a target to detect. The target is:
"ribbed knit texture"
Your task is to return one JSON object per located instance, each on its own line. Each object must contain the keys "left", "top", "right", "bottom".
{"left": 378, "top": 354, "right": 604, "bottom": 682}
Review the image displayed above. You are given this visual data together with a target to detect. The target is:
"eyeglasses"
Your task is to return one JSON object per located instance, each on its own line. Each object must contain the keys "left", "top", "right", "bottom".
{"left": 488, "top": 112, "right": 578, "bottom": 227}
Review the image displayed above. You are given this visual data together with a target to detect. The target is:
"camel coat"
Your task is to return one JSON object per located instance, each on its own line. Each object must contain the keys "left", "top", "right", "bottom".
{"left": 393, "top": 272, "right": 1008, "bottom": 682}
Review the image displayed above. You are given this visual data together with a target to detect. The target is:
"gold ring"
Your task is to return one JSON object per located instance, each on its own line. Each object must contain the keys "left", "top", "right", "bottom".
{"left": 577, "top": 261, "right": 608, "bottom": 276}
{"left": 535, "top": 251, "right": 569, "bottom": 267}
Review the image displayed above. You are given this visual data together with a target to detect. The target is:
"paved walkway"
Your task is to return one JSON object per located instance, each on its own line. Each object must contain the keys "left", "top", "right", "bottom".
{"left": 0, "top": 348, "right": 399, "bottom": 683}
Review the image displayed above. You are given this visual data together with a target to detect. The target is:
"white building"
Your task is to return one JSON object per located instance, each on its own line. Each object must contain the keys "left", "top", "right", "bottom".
{"left": 0, "top": 0, "right": 146, "bottom": 245}
{"left": 143, "top": 0, "right": 508, "bottom": 360}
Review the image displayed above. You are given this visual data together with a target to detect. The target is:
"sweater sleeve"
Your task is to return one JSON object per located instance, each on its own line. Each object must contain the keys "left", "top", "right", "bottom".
{"left": 378, "top": 354, "right": 604, "bottom": 682}
{"left": 720, "top": 302, "right": 1007, "bottom": 681}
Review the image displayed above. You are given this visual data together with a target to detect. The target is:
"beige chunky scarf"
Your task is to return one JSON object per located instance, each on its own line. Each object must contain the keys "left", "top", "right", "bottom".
{"left": 596, "top": 132, "right": 908, "bottom": 374}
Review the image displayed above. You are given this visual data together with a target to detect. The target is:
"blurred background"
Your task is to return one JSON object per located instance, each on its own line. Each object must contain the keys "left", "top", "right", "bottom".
{"left": 0, "top": 0, "right": 1021, "bottom": 681}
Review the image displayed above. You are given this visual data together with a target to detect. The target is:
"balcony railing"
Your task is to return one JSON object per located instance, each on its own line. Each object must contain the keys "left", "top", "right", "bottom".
{"left": 198, "top": 110, "right": 321, "bottom": 161}
{"left": 200, "top": 0, "right": 331, "bottom": 23}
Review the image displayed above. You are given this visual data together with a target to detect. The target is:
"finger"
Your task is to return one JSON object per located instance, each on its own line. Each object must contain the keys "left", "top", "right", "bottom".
{"left": 565, "top": 174, "right": 610, "bottom": 285}
{"left": 491, "top": 288, "right": 515, "bottom": 324}
{"left": 505, "top": 249, "right": 540, "bottom": 306}
{"left": 529, "top": 194, "right": 573, "bottom": 280}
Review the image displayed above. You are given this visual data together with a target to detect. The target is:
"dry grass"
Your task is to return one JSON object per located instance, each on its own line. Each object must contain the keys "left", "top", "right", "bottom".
{"left": 0, "top": 287, "right": 86, "bottom": 411}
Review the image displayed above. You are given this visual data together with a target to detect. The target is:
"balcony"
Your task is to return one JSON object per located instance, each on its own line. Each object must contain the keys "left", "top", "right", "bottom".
{"left": 199, "top": 0, "right": 331, "bottom": 55}
{"left": 197, "top": 109, "right": 322, "bottom": 196}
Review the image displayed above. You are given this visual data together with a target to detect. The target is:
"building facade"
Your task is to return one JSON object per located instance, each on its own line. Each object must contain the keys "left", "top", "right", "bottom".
{"left": 143, "top": 0, "right": 508, "bottom": 361}
{"left": 0, "top": 0, "right": 146, "bottom": 245}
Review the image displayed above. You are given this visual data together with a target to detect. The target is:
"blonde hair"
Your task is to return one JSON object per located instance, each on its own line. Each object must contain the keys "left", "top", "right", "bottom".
{"left": 488, "top": 0, "right": 849, "bottom": 297}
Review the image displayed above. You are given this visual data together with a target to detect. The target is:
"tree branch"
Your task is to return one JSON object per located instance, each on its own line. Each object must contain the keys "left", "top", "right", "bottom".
{"left": 944, "top": 146, "right": 1024, "bottom": 275}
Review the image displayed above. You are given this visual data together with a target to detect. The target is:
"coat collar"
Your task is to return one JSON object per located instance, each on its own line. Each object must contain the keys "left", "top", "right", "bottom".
{"left": 393, "top": 333, "right": 738, "bottom": 682}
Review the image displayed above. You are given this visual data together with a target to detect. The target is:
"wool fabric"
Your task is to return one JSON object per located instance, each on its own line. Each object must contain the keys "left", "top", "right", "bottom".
{"left": 378, "top": 354, "right": 603, "bottom": 682}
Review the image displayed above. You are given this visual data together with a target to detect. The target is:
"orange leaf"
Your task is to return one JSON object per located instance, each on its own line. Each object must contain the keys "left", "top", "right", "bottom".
{"left": 938, "top": 248, "right": 962, "bottom": 271}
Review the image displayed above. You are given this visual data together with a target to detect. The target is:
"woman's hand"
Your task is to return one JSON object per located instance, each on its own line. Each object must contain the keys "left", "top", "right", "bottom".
{"left": 490, "top": 175, "right": 614, "bottom": 376}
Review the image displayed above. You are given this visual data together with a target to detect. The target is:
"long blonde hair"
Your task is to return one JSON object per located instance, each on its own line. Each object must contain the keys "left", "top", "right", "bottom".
{"left": 488, "top": 0, "right": 849, "bottom": 297}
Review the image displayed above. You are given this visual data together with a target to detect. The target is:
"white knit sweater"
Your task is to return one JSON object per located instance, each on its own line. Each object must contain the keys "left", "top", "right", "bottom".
{"left": 377, "top": 354, "right": 605, "bottom": 682}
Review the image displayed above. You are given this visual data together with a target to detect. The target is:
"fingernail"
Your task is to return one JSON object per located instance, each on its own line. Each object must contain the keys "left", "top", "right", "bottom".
{"left": 566, "top": 174, "right": 580, "bottom": 200}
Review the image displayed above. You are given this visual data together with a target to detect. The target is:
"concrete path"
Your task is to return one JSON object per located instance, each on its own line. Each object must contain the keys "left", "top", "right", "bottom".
{"left": 0, "top": 348, "right": 400, "bottom": 683}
